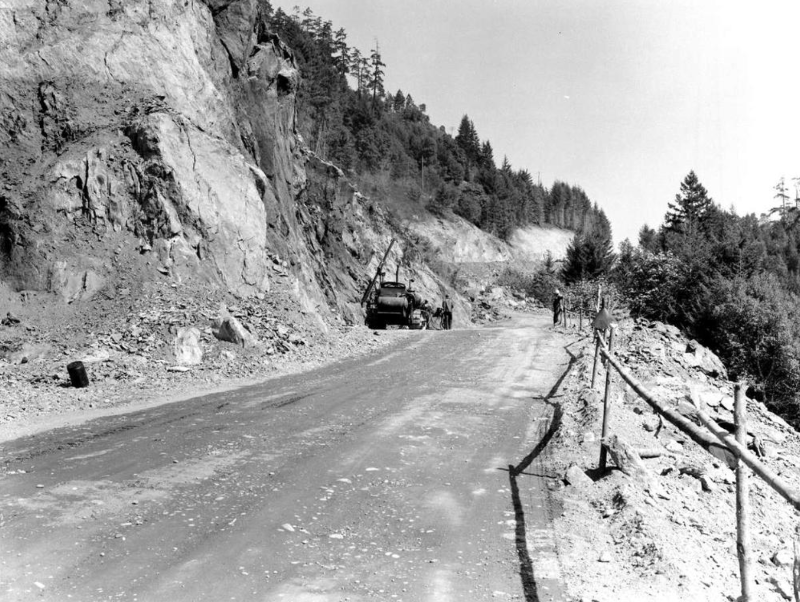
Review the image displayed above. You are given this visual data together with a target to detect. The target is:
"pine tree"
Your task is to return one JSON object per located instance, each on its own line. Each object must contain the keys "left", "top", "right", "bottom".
{"left": 393, "top": 89, "right": 405, "bottom": 112}
{"left": 638, "top": 224, "right": 659, "bottom": 252}
{"left": 369, "top": 43, "right": 386, "bottom": 105}
{"left": 562, "top": 234, "right": 615, "bottom": 284}
{"left": 333, "top": 28, "right": 349, "bottom": 75}
{"left": 665, "top": 170, "right": 712, "bottom": 235}
{"left": 774, "top": 177, "right": 790, "bottom": 221}
{"left": 455, "top": 115, "right": 480, "bottom": 164}
{"left": 348, "top": 48, "right": 364, "bottom": 92}
{"left": 480, "top": 141, "right": 494, "bottom": 168}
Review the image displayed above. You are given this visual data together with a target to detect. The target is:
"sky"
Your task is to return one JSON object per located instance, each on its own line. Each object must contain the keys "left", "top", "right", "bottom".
{"left": 274, "top": 0, "right": 800, "bottom": 246}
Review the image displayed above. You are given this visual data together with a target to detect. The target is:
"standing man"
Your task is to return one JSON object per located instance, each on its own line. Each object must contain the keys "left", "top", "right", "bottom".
{"left": 442, "top": 294, "right": 454, "bottom": 330}
{"left": 553, "top": 288, "right": 563, "bottom": 327}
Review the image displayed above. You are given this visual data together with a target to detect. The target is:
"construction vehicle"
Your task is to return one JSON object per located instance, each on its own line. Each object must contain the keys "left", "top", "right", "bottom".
{"left": 362, "top": 240, "right": 430, "bottom": 330}
{"left": 365, "top": 279, "right": 429, "bottom": 330}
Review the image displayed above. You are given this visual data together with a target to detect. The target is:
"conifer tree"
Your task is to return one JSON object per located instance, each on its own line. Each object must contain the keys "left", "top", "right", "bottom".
{"left": 562, "top": 234, "right": 615, "bottom": 284}
{"left": 393, "top": 89, "right": 405, "bottom": 112}
{"left": 348, "top": 48, "right": 364, "bottom": 92}
{"left": 480, "top": 141, "right": 494, "bottom": 168}
{"left": 333, "top": 28, "right": 349, "bottom": 75}
{"left": 665, "top": 170, "right": 712, "bottom": 235}
{"left": 369, "top": 43, "right": 386, "bottom": 105}
{"left": 774, "top": 177, "right": 790, "bottom": 221}
{"left": 455, "top": 115, "right": 480, "bottom": 164}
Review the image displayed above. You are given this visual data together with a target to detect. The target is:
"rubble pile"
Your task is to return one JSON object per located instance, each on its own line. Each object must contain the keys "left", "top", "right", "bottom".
{"left": 0, "top": 271, "right": 406, "bottom": 433}
{"left": 468, "top": 285, "right": 543, "bottom": 325}
{"left": 549, "top": 317, "right": 800, "bottom": 601}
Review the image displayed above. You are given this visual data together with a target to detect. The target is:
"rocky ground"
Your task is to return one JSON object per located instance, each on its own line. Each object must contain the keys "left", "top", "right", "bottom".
{"left": 548, "top": 317, "right": 800, "bottom": 601}
{"left": 0, "top": 254, "right": 418, "bottom": 442}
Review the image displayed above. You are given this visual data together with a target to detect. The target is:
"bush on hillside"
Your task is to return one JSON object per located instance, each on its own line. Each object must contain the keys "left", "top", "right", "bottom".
{"left": 704, "top": 274, "right": 800, "bottom": 420}
{"left": 614, "top": 170, "right": 800, "bottom": 429}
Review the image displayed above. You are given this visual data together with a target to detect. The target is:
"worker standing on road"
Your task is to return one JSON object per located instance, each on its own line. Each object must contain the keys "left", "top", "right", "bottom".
{"left": 553, "top": 288, "right": 563, "bottom": 327}
{"left": 442, "top": 294, "right": 454, "bottom": 330}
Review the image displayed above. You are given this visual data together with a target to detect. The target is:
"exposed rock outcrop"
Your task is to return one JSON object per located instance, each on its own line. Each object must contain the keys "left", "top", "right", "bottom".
{"left": 1, "top": 0, "right": 445, "bottom": 329}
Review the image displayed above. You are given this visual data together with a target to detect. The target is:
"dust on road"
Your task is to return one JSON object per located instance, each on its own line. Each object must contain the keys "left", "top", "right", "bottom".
{"left": 1, "top": 313, "right": 572, "bottom": 601}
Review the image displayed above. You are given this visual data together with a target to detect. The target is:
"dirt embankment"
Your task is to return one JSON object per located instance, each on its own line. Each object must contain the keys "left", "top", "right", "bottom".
{"left": 547, "top": 318, "right": 800, "bottom": 602}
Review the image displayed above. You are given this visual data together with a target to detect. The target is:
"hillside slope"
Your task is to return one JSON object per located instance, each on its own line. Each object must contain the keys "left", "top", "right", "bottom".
{"left": 549, "top": 319, "right": 799, "bottom": 601}
{"left": 407, "top": 215, "right": 573, "bottom": 264}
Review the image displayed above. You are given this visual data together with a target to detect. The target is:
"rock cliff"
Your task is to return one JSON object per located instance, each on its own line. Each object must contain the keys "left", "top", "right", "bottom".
{"left": 0, "top": 0, "right": 445, "bottom": 329}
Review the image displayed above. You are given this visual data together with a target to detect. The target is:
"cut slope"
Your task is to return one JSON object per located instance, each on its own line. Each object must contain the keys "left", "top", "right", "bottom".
{"left": 407, "top": 214, "right": 574, "bottom": 264}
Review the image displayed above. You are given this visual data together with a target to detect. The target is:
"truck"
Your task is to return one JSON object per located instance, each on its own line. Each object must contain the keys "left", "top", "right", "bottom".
{"left": 361, "top": 240, "right": 430, "bottom": 330}
{"left": 365, "top": 280, "right": 429, "bottom": 330}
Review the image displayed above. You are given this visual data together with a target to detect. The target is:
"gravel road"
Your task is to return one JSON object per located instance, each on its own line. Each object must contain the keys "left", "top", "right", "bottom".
{"left": 1, "top": 313, "right": 571, "bottom": 601}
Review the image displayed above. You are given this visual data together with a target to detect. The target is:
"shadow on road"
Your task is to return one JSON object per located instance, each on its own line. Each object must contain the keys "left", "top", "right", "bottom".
{"left": 506, "top": 345, "right": 578, "bottom": 602}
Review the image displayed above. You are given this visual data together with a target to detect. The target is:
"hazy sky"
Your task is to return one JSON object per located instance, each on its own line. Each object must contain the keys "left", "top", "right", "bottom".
{"left": 274, "top": 0, "right": 800, "bottom": 245}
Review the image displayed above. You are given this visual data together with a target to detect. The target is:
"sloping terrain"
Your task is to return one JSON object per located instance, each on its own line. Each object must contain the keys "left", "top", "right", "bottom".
{"left": 407, "top": 215, "right": 573, "bottom": 265}
{"left": 547, "top": 318, "right": 800, "bottom": 601}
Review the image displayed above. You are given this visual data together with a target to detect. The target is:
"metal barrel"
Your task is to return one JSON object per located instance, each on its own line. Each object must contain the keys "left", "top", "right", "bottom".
{"left": 67, "top": 361, "right": 89, "bottom": 388}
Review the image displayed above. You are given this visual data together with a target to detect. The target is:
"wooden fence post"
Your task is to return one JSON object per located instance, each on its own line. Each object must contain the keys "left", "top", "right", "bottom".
{"left": 735, "top": 383, "right": 752, "bottom": 601}
{"left": 591, "top": 331, "right": 602, "bottom": 388}
{"left": 599, "top": 326, "right": 616, "bottom": 471}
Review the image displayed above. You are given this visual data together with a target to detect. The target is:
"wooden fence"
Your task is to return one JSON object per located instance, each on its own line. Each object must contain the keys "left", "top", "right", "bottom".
{"left": 591, "top": 326, "right": 800, "bottom": 602}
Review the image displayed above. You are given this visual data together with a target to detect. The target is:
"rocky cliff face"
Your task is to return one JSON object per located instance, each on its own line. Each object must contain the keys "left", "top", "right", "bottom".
{"left": 0, "top": 0, "right": 419, "bottom": 328}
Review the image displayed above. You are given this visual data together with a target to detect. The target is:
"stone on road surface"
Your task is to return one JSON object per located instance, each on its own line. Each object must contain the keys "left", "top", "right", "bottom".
{"left": 1, "top": 314, "right": 569, "bottom": 601}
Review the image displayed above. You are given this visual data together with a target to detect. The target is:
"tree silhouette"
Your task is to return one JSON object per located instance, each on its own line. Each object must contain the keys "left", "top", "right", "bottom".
{"left": 665, "top": 170, "right": 712, "bottom": 236}
{"left": 369, "top": 43, "right": 386, "bottom": 106}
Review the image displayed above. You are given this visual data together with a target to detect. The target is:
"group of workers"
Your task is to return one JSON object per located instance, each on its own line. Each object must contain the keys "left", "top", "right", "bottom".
{"left": 420, "top": 294, "right": 453, "bottom": 330}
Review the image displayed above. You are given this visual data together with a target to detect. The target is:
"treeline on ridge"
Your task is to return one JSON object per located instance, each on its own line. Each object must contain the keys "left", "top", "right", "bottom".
{"left": 263, "top": 3, "right": 611, "bottom": 242}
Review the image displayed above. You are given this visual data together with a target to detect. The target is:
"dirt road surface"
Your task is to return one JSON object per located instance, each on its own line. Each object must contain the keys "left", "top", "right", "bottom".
{"left": 1, "top": 314, "right": 572, "bottom": 601}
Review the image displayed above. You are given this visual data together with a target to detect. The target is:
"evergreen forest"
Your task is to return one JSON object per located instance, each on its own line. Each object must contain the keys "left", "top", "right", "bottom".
{"left": 611, "top": 172, "right": 800, "bottom": 426}
{"left": 264, "top": 4, "right": 612, "bottom": 243}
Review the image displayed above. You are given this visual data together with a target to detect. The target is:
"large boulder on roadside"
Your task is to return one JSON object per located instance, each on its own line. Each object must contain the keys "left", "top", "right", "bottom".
{"left": 213, "top": 315, "right": 257, "bottom": 347}
{"left": 8, "top": 343, "right": 53, "bottom": 365}
{"left": 565, "top": 464, "right": 593, "bottom": 489}
{"left": 174, "top": 327, "right": 203, "bottom": 365}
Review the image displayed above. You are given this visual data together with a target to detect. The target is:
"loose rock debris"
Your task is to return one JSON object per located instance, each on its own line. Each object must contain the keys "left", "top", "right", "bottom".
{"left": 0, "top": 276, "right": 412, "bottom": 437}
{"left": 548, "top": 316, "right": 800, "bottom": 601}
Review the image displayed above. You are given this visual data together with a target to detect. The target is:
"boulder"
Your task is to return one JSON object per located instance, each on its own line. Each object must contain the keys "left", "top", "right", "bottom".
{"left": 684, "top": 340, "right": 727, "bottom": 379}
{"left": 565, "top": 464, "right": 593, "bottom": 488}
{"left": 50, "top": 262, "right": 105, "bottom": 304}
{"left": 78, "top": 348, "right": 111, "bottom": 364}
{"left": 771, "top": 549, "right": 793, "bottom": 567}
{"left": 1, "top": 312, "right": 21, "bottom": 326}
{"left": 214, "top": 315, "right": 257, "bottom": 347}
{"left": 8, "top": 343, "right": 53, "bottom": 364}
{"left": 174, "top": 327, "right": 203, "bottom": 365}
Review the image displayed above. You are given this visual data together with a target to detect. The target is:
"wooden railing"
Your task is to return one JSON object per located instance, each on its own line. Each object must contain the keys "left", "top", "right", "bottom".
{"left": 591, "top": 326, "right": 800, "bottom": 601}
